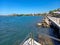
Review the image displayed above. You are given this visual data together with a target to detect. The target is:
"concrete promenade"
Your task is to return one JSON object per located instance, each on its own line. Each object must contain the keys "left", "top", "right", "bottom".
{"left": 47, "top": 16, "right": 60, "bottom": 28}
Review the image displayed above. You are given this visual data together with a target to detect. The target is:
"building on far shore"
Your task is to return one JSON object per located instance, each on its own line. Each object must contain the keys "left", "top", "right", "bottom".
{"left": 53, "top": 11, "right": 60, "bottom": 14}
{"left": 52, "top": 11, "right": 60, "bottom": 18}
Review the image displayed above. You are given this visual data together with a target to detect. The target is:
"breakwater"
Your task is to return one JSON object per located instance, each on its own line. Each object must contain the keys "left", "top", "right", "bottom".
{"left": 47, "top": 16, "right": 60, "bottom": 38}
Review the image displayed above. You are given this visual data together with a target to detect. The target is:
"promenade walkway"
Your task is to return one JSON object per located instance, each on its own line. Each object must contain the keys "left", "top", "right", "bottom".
{"left": 47, "top": 16, "right": 60, "bottom": 27}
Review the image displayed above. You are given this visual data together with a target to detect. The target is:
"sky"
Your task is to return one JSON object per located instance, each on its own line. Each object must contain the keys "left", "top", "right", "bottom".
{"left": 0, "top": 0, "right": 60, "bottom": 15}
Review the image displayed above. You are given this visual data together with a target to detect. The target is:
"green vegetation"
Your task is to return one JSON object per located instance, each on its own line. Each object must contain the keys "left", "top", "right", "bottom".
{"left": 9, "top": 8, "right": 60, "bottom": 17}
{"left": 10, "top": 13, "right": 47, "bottom": 16}
{"left": 49, "top": 8, "right": 60, "bottom": 17}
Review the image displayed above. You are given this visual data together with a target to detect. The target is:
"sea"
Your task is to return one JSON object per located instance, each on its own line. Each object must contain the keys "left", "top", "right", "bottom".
{"left": 0, "top": 16, "right": 60, "bottom": 45}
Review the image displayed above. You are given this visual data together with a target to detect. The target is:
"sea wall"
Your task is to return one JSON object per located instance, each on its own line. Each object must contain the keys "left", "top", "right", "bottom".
{"left": 47, "top": 16, "right": 60, "bottom": 38}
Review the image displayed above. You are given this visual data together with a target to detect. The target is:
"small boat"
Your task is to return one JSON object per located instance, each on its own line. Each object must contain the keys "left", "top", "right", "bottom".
{"left": 23, "top": 38, "right": 41, "bottom": 45}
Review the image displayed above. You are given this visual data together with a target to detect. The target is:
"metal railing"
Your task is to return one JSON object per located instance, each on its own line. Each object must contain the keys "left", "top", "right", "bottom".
{"left": 19, "top": 32, "right": 60, "bottom": 45}
{"left": 20, "top": 32, "right": 32, "bottom": 45}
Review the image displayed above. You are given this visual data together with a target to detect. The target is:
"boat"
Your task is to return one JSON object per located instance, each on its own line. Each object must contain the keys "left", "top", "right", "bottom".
{"left": 20, "top": 32, "right": 41, "bottom": 45}
{"left": 23, "top": 38, "right": 41, "bottom": 45}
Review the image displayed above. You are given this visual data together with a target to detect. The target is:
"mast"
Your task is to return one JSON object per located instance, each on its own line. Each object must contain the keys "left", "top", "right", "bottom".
{"left": 30, "top": 32, "right": 34, "bottom": 45}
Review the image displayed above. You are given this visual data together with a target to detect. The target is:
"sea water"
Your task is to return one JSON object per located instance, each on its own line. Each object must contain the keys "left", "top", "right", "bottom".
{"left": 0, "top": 16, "right": 60, "bottom": 45}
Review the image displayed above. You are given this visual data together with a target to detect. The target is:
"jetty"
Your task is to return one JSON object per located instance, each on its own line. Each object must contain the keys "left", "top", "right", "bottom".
{"left": 46, "top": 16, "right": 60, "bottom": 38}
{"left": 47, "top": 16, "right": 60, "bottom": 29}
{"left": 47, "top": 16, "right": 60, "bottom": 28}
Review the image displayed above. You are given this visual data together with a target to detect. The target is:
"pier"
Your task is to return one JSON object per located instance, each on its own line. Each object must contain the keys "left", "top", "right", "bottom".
{"left": 47, "top": 16, "right": 60, "bottom": 38}
{"left": 47, "top": 16, "right": 60, "bottom": 28}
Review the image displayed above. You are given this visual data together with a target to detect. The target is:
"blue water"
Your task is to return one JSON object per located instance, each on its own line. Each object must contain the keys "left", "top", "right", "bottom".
{"left": 0, "top": 16, "right": 44, "bottom": 45}
{"left": 0, "top": 16, "right": 60, "bottom": 45}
